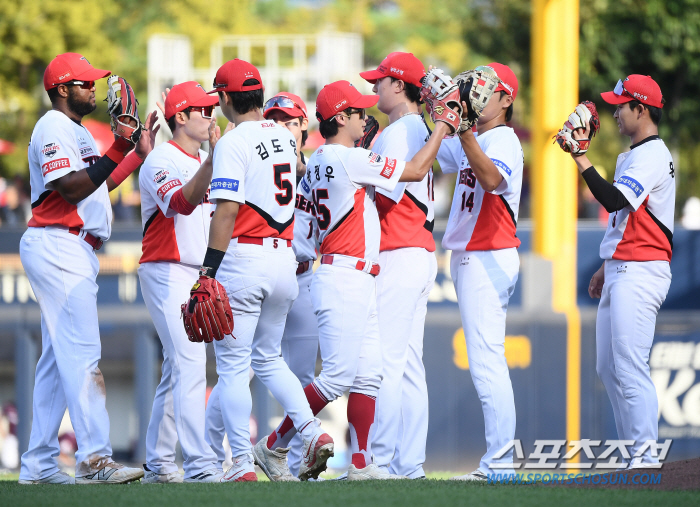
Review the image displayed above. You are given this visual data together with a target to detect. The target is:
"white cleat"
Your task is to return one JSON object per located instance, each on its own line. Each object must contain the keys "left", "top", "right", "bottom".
{"left": 299, "top": 420, "right": 334, "bottom": 481}
{"left": 76, "top": 462, "right": 144, "bottom": 484}
{"left": 253, "top": 436, "right": 299, "bottom": 482}
{"left": 141, "top": 465, "right": 183, "bottom": 484}
{"left": 19, "top": 470, "right": 75, "bottom": 485}
{"left": 348, "top": 463, "right": 408, "bottom": 480}
{"left": 221, "top": 454, "right": 258, "bottom": 482}
{"left": 184, "top": 468, "right": 225, "bottom": 483}
{"left": 450, "top": 469, "right": 488, "bottom": 482}
{"left": 330, "top": 471, "right": 348, "bottom": 481}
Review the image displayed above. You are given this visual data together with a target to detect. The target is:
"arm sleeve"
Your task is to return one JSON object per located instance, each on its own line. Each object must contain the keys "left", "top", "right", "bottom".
{"left": 210, "top": 132, "right": 249, "bottom": 204}
{"left": 168, "top": 188, "right": 197, "bottom": 215}
{"left": 436, "top": 136, "right": 462, "bottom": 174}
{"left": 612, "top": 157, "right": 659, "bottom": 211}
{"left": 582, "top": 166, "right": 630, "bottom": 213}
{"left": 139, "top": 154, "right": 183, "bottom": 217}
{"left": 345, "top": 147, "right": 405, "bottom": 193}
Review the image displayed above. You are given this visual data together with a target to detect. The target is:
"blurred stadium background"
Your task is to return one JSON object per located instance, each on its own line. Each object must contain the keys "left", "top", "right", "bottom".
{"left": 0, "top": 0, "right": 699, "bottom": 473}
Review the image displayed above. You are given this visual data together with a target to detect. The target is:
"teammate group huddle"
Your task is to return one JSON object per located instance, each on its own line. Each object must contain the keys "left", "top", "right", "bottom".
{"left": 18, "top": 49, "right": 674, "bottom": 485}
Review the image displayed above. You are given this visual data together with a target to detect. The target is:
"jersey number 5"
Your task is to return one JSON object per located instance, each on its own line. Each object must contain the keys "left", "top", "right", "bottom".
{"left": 273, "top": 163, "right": 293, "bottom": 205}
{"left": 312, "top": 189, "right": 331, "bottom": 230}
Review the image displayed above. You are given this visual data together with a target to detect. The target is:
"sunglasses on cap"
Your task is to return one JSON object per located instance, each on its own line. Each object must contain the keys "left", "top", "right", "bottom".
{"left": 187, "top": 105, "right": 214, "bottom": 119}
{"left": 613, "top": 79, "right": 633, "bottom": 99}
{"left": 264, "top": 96, "right": 307, "bottom": 117}
{"left": 61, "top": 80, "right": 95, "bottom": 90}
{"left": 337, "top": 108, "right": 366, "bottom": 120}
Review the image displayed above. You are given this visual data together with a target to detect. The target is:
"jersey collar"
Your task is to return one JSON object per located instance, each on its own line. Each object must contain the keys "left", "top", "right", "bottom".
{"left": 168, "top": 140, "right": 201, "bottom": 162}
{"left": 630, "top": 135, "right": 660, "bottom": 150}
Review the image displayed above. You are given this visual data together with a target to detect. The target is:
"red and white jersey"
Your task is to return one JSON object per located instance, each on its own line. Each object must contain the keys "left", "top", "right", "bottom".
{"left": 27, "top": 110, "right": 112, "bottom": 239}
{"left": 438, "top": 126, "right": 523, "bottom": 251}
{"left": 210, "top": 120, "right": 297, "bottom": 240}
{"left": 293, "top": 179, "right": 318, "bottom": 262}
{"left": 373, "top": 114, "right": 435, "bottom": 253}
{"left": 300, "top": 144, "right": 406, "bottom": 262}
{"left": 139, "top": 141, "right": 214, "bottom": 265}
{"left": 600, "top": 136, "right": 675, "bottom": 262}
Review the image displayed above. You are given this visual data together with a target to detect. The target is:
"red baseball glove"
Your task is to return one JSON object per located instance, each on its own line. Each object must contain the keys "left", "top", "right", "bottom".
{"left": 554, "top": 101, "right": 601, "bottom": 156}
{"left": 181, "top": 276, "right": 234, "bottom": 343}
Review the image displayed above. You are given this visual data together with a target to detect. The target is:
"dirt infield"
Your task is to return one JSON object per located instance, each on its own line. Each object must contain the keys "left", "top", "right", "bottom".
{"left": 553, "top": 458, "right": 700, "bottom": 491}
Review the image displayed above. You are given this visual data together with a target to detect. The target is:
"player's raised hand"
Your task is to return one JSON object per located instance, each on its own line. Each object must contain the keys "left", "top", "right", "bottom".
{"left": 135, "top": 110, "right": 161, "bottom": 160}
{"left": 588, "top": 263, "right": 605, "bottom": 299}
{"left": 223, "top": 121, "right": 235, "bottom": 135}
{"left": 155, "top": 88, "right": 171, "bottom": 118}
{"left": 207, "top": 117, "right": 223, "bottom": 155}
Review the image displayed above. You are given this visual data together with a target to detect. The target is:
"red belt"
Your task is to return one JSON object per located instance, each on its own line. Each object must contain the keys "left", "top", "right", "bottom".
{"left": 238, "top": 236, "right": 292, "bottom": 248}
{"left": 68, "top": 227, "right": 103, "bottom": 251}
{"left": 296, "top": 260, "right": 311, "bottom": 275}
{"left": 321, "top": 254, "right": 380, "bottom": 276}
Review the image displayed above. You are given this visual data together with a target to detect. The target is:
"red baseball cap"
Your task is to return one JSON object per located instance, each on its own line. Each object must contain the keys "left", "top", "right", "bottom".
{"left": 484, "top": 62, "right": 518, "bottom": 99}
{"left": 164, "top": 81, "right": 220, "bottom": 120}
{"left": 263, "top": 92, "right": 308, "bottom": 119}
{"left": 208, "top": 59, "right": 263, "bottom": 94}
{"left": 43, "top": 53, "right": 110, "bottom": 91}
{"left": 316, "top": 81, "right": 379, "bottom": 121}
{"left": 601, "top": 75, "right": 664, "bottom": 108}
{"left": 360, "top": 52, "right": 426, "bottom": 87}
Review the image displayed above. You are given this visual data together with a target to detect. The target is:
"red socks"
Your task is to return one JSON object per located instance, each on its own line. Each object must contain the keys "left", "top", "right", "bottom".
{"left": 348, "top": 393, "right": 376, "bottom": 469}
{"left": 267, "top": 383, "right": 329, "bottom": 450}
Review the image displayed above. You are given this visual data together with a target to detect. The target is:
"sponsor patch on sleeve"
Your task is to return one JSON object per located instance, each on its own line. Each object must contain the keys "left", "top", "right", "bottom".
{"left": 491, "top": 158, "right": 512, "bottom": 176}
{"left": 368, "top": 152, "right": 383, "bottom": 164}
{"left": 42, "top": 143, "right": 60, "bottom": 159}
{"left": 617, "top": 175, "right": 644, "bottom": 197}
{"left": 41, "top": 157, "right": 70, "bottom": 176}
{"left": 211, "top": 178, "right": 240, "bottom": 192}
{"left": 380, "top": 158, "right": 397, "bottom": 179}
{"left": 301, "top": 177, "right": 310, "bottom": 193}
{"left": 153, "top": 169, "right": 169, "bottom": 184}
{"left": 157, "top": 179, "right": 182, "bottom": 201}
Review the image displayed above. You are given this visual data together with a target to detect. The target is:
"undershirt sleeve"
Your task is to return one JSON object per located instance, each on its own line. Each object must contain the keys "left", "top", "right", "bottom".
{"left": 582, "top": 166, "right": 630, "bottom": 213}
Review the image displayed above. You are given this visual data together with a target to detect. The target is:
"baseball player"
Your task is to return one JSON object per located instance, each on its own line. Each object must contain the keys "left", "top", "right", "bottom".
{"left": 564, "top": 76, "right": 674, "bottom": 468}
{"left": 19, "top": 53, "right": 158, "bottom": 484}
{"left": 251, "top": 92, "right": 320, "bottom": 479}
{"left": 137, "top": 81, "right": 225, "bottom": 483}
{"left": 185, "top": 59, "right": 334, "bottom": 483}
{"left": 261, "top": 80, "right": 452, "bottom": 480}
{"left": 436, "top": 63, "right": 523, "bottom": 481}
{"left": 359, "top": 52, "right": 436, "bottom": 480}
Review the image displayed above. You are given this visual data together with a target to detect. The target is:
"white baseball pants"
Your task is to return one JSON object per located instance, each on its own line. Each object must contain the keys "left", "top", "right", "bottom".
{"left": 450, "top": 248, "right": 519, "bottom": 475}
{"left": 281, "top": 267, "right": 319, "bottom": 476}
{"left": 138, "top": 261, "right": 219, "bottom": 478}
{"left": 374, "top": 247, "right": 437, "bottom": 479}
{"left": 596, "top": 259, "right": 671, "bottom": 464}
{"left": 19, "top": 227, "right": 113, "bottom": 480}
{"left": 311, "top": 264, "right": 383, "bottom": 402}
{"left": 212, "top": 241, "right": 314, "bottom": 458}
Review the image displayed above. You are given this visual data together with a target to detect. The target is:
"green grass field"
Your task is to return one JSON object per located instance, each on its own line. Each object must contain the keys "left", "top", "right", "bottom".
{"left": 2, "top": 472, "right": 699, "bottom": 507}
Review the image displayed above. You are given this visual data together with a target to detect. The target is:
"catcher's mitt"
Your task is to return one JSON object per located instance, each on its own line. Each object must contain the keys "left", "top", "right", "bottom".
{"left": 106, "top": 75, "right": 143, "bottom": 144}
{"left": 181, "top": 275, "right": 234, "bottom": 343}
{"left": 420, "top": 69, "right": 462, "bottom": 133}
{"left": 355, "top": 115, "right": 379, "bottom": 149}
{"left": 454, "top": 66, "right": 501, "bottom": 133}
{"left": 554, "top": 101, "right": 600, "bottom": 156}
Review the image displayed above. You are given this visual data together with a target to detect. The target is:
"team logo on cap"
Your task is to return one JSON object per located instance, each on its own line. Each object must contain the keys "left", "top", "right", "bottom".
{"left": 390, "top": 67, "right": 405, "bottom": 76}
{"left": 176, "top": 100, "right": 187, "bottom": 108}
{"left": 633, "top": 92, "right": 648, "bottom": 101}
{"left": 334, "top": 99, "right": 348, "bottom": 110}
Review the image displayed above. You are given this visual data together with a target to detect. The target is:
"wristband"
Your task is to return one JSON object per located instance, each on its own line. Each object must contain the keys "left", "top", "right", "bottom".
{"left": 200, "top": 248, "right": 226, "bottom": 278}
{"left": 104, "top": 137, "right": 133, "bottom": 164}
{"left": 85, "top": 155, "right": 118, "bottom": 188}
{"left": 169, "top": 188, "right": 197, "bottom": 216}
{"left": 110, "top": 151, "right": 143, "bottom": 186}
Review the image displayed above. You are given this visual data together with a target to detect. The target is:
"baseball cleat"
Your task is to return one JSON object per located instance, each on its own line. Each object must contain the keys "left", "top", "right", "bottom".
{"left": 348, "top": 463, "right": 408, "bottom": 480}
{"left": 298, "top": 422, "right": 334, "bottom": 481}
{"left": 19, "top": 470, "right": 75, "bottom": 485}
{"left": 75, "top": 462, "right": 144, "bottom": 484}
{"left": 449, "top": 469, "right": 488, "bottom": 481}
{"left": 329, "top": 471, "right": 348, "bottom": 481}
{"left": 141, "top": 465, "right": 183, "bottom": 484}
{"left": 221, "top": 454, "right": 258, "bottom": 482}
{"left": 253, "top": 436, "right": 299, "bottom": 482}
{"left": 184, "top": 468, "right": 225, "bottom": 483}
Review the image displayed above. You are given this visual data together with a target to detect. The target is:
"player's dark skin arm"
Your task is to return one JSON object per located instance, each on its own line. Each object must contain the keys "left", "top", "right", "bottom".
{"left": 400, "top": 121, "right": 452, "bottom": 182}
{"left": 208, "top": 200, "right": 240, "bottom": 252}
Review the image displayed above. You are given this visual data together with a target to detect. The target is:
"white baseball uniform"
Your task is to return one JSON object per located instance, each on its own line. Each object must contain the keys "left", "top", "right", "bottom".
{"left": 137, "top": 140, "right": 219, "bottom": 478}
{"left": 299, "top": 144, "right": 405, "bottom": 402}
{"left": 595, "top": 135, "right": 674, "bottom": 465}
{"left": 281, "top": 182, "right": 319, "bottom": 476}
{"left": 20, "top": 110, "right": 115, "bottom": 480}
{"left": 205, "top": 120, "right": 315, "bottom": 459}
{"left": 437, "top": 126, "right": 523, "bottom": 475}
{"left": 372, "top": 114, "right": 437, "bottom": 479}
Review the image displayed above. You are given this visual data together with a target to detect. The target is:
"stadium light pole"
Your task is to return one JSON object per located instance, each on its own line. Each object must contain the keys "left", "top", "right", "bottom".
{"left": 531, "top": 0, "right": 581, "bottom": 458}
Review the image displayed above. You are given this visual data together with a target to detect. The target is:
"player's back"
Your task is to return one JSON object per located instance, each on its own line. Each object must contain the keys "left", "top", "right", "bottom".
{"left": 210, "top": 120, "right": 298, "bottom": 240}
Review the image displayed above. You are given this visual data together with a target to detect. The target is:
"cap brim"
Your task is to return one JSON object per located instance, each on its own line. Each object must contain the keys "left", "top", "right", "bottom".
{"left": 350, "top": 94, "right": 380, "bottom": 109}
{"left": 359, "top": 69, "right": 386, "bottom": 84}
{"left": 601, "top": 91, "right": 632, "bottom": 105}
{"left": 263, "top": 106, "right": 306, "bottom": 120}
{"left": 73, "top": 68, "right": 111, "bottom": 82}
{"left": 191, "top": 94, "right": 220, "bottom": 107}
